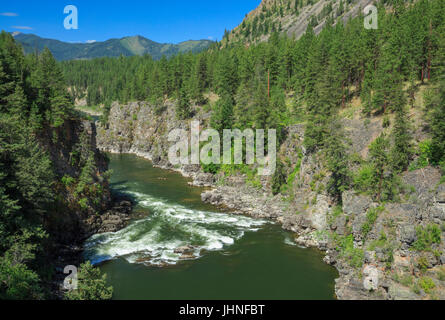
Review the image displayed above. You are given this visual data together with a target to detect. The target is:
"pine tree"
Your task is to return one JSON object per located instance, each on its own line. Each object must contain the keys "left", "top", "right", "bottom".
{"left": 271, "top": 159, "right": 286, "bottom": 195}
{"left": 211, "top": 94, "right": 234, "bottom": 135}
{"left": 391, "top": 104, "right": 412, "bottom": 172}
{"left": 325, "top": 118, "right": 351, "bottom": 202}
{"left": 426, "top": 24, "right": 445, "bottom": 165}
{"left": 369, "top": 134, "right": 392, "bottom": 201}
{"left": 176, "top": 87, "right": 192, "bottom": 120}
{"left": 252, "top": 78, "right": 270, "bottom": 130}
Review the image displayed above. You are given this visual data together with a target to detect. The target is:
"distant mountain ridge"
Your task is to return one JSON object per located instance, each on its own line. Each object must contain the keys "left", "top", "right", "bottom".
{"left": 13, "top": 33, "right": 214, "bottom": 61}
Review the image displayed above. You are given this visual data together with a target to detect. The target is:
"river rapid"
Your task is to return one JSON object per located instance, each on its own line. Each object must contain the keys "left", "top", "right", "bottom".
{"left": 84, "top": 153, "right": 338, "bottom": 300}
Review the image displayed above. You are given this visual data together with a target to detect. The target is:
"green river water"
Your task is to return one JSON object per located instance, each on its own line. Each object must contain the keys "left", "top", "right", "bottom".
{"left": 84, "top": 153, "right": 338, "bottom": 300}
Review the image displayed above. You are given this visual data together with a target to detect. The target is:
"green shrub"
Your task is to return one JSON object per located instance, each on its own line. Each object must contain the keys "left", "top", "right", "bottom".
{"left": 286, "top": 151, "right": 303, "bottom": 186}
{"left": 65, "top": 261, "right": 113, "bottom": 300}
{"left": 335, "top": 234, "right": 364, "bottom": 269}
{"left": 361, "top": 206, "right": 382, "bottom": 240}
{"left": 61, "top": 175, "right": 75, "bottom": 187}
{"left": 271, "top": 160, "right": 287, "bottom": 195}
{"left": 419, "top": 277, "right": 436, "bottom": 294}
{"left": 409, "top": 140, "right": 433, "bottom": 171}
{"left": 78, "top": 198, "right": 89, "bottom": 210}
{"left": 417, "top": 255, "right": 429, "bottom": 272}
{"left": 437, "top": 267, "right": 445, "bottom": 281}
{"left": 201, "top": 162, "right": 220, "bottom": 175}
{"left": 412, "top": 224, "right": 442, "bottom": 251}
{"left": 353, "top": 164, "right": 374, "bottom": 193}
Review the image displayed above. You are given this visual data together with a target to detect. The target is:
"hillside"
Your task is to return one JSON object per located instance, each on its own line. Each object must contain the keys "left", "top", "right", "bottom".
{"left": 223, "top": 0, "right": 374, "bottom": 46}
{"left": 61, "top": 0, "right": 445, "bottom": 300}
{"left": 0, "top": 31, "right": 135, "bottom": 299}
{"left": 13, "top": 33, "right": 214, "bottom": 61}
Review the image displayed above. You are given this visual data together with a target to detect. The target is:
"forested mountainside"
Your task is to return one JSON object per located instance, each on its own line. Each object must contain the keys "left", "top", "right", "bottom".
{"left": 63, "top": 0, "right": 445, "bottom": 299}
{"left": 13, "top": 33, "right": 214, "bottom": 61}
{"left": 0, "top": 31, "right": 121, "bottom": 299}
{"left": 222, "top": 0, "right": 374, "bottom": 45}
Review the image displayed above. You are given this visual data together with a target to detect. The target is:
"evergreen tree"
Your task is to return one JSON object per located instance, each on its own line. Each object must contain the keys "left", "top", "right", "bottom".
{"left": 368, "top": 134, "right": 393, "bottom": 201}
{"left": 426, "top": 24, "right": 445, "bottom": 165}
{"left": 325, "top": 118, "right": 351, "bottom": 202}
{"left": 176, "top": 87, "right": 192, "bottom": 120}
{"left": 391, "top": 104, "right": 412, "bottom": 172}
{"left": 65, "top": 261, "right": 113, "bottom": 300}
{"left": 211, "top": 94, "right": 234, "bottom": 135}
{"left": 271, "top": 159, "right": 287, "bottom": 195}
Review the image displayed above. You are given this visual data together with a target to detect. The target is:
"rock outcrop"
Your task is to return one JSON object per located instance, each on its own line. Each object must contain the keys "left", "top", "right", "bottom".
{"left": 96, "top": 101, "right": 445, "bottom": 300}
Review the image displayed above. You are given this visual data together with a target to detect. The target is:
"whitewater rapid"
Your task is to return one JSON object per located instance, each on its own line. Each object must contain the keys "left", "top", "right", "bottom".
{"left": 84, "top": 191, "right": 268, "bottom": 266}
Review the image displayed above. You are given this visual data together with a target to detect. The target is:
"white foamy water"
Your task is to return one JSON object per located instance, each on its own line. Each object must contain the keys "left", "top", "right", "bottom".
{"left": 84, "top": 191, "right": 267, "bottom": 266}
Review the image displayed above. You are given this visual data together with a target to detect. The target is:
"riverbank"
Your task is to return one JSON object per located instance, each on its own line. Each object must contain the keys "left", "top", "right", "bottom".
{"left": 51, "top": 194, "right": 134, "bottom": 299}
{"left": 94, "top": 101, "right": 445, "bottom": 300}
{"left": 96, "top": 147, "right": 342, "bottom": 292}
{"left": 86, "top": 153, "right": 338, "bottom": 299}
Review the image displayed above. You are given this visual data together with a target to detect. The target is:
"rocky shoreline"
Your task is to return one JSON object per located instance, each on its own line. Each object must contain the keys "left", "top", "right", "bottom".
{"left": 94, "top": 101, "right": 445, "bottom": 300}
{"left": 97, "top": 147, "right": 349, "bottom": 296}
{"left": 51, "top": 195, "right": 133, "bottom": 299}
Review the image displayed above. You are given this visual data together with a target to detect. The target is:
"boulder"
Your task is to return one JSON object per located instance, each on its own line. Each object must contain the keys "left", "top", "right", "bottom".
{"left": 193, "top": 173, "right": 214, "bottom": 186}
{"left": 307, "top": 194, "right": 329, "bottom": 230}
{"left": 400, "top": 225, "right": 417, "bottom": 244}
{"left": 174, "top": 245, "right": 194, "bottom": 254}
{"left": 352, "top": 212, "right": 368, "bottom": 241}
{"left": 363, "top": 265, "right": 379, "bottom": 291}
{"left": 389, "top": 283, "right": 420, "bottom": 300}
{"left": 364, "top": 251, "right": 376, "bottom": 264}
{"left": 333, "top": 215, "right": 347, "bottom": 235}
{"left": 342, "top": 191, "right": 372, "bottom": 216}
{"left": 179, "top": 252, "right": 196, "bottom": 260}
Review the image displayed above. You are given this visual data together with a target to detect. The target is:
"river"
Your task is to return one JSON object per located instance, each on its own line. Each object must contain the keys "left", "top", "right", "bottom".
{"left": 84, "top": 153, "right": 338, "bottom": 300}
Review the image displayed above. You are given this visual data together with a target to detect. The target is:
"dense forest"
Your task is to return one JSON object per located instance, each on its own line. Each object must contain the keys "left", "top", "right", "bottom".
{"left": 1, "top": 0, "right": 444, "bottom": 300}
{"left": 0, "top": 32, "right": 111, "bottom": 299}
{"left": 63, "top": 0, "right": 445, "bottom": 199}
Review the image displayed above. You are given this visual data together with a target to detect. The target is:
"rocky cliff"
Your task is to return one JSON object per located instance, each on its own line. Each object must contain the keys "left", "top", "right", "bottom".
{"left": 37, "top": 117, "right": 133, "bottom": 298}
{"left": 39, "top": 119, "right": 128, "bottom": 244}
{"left": 96, "top": 101, "right": 445, "bottom": 300}
{"left": 224, "top": 0, "right": 374, "bottom": 46}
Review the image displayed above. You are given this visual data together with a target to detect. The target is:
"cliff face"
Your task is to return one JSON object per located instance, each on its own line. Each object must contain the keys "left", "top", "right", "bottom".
{"left": 97, "top": 101, "right": 445, "bottom": 300}
{"left": 224, "top": 0, "right": 374, "bottom": 46}
{"left": 96, "top": 101, "right": 209, "bottom": 177}
{"left": 38, "top": 119, "right": 118, "bottom": 244}
{"left": 42, "top": 119, "right": 108, "bottom": 177}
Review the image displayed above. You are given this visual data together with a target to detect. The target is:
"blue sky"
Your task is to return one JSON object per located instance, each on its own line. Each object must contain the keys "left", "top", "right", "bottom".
{"left": 0, "top": 0, "right": 261, "bottom": 43}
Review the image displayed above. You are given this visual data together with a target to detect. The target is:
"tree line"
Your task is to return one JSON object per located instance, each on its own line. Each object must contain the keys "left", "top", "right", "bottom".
{"left": 0, "top": 31, "right": 111, "bottom": 299}
{"left": 62, "top": 0, "right": 445, "bottom": 199}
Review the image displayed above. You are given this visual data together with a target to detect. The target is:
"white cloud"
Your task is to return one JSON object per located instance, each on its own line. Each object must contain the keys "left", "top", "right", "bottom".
{"left": 0, "top": 12, "right": 18, "bottom": 17}
{"left": 208, "top": 36, "right": 213, "bottom": 40}
{"left": 86, "top": 40, "right": 97, "bottom": 44}
{"left": 12, "top": 26, "right": 32, "bottom": 30}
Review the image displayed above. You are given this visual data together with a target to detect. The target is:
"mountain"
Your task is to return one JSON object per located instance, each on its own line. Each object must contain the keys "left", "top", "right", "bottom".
{"left": 222, "top": 0, "right": 374, "bottom": 46}
{"left": 13, "top": 33, "right": 214, "bottom": 61}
